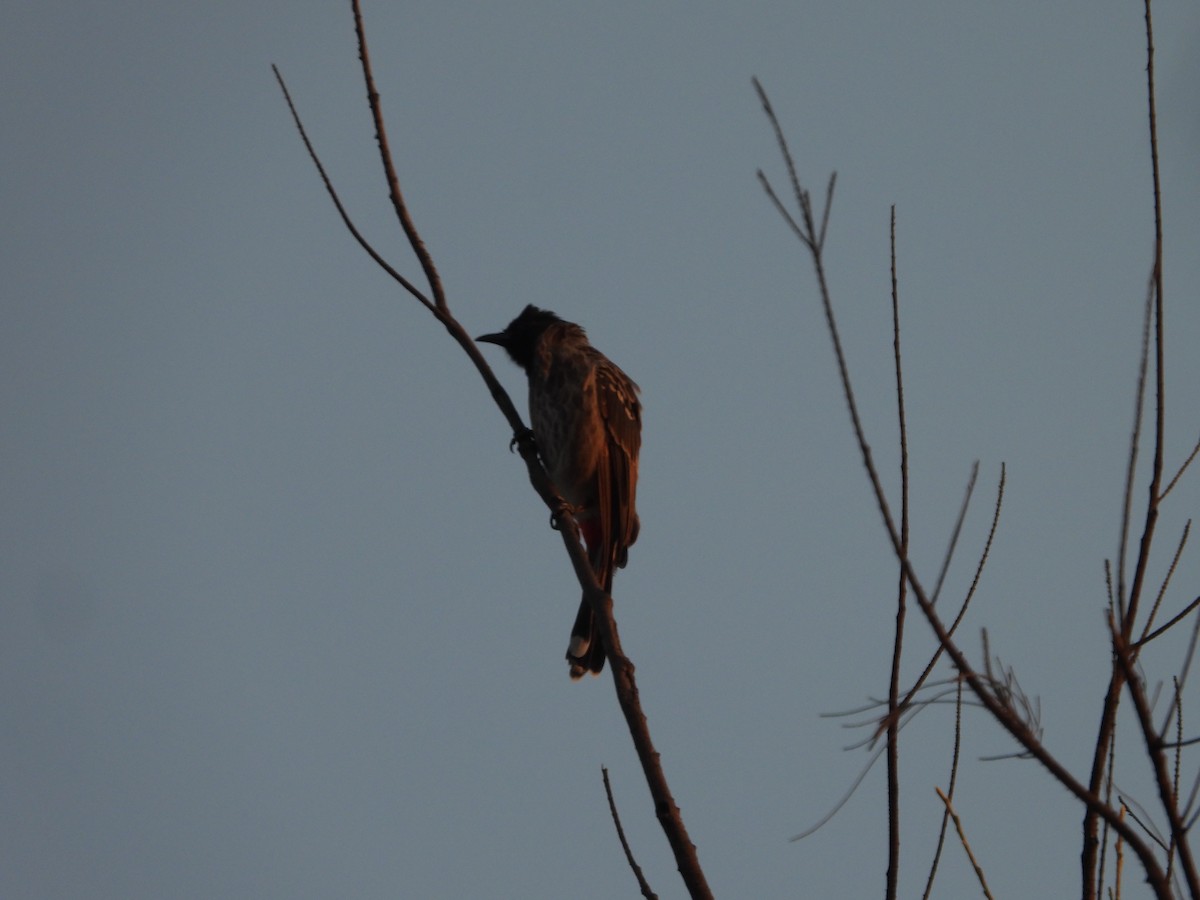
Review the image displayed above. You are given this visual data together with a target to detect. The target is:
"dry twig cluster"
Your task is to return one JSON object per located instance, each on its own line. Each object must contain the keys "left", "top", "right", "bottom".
{"left": 757, "top": 2, "right": 1200, "bottom": 897}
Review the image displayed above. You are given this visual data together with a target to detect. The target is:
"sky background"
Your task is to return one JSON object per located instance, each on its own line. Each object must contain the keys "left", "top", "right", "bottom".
{"left": 4, "top": 2, "right": 1200, "bottom": 897}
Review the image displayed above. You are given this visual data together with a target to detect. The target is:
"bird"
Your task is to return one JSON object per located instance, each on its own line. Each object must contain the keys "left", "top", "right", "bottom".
{"left": 477, "top": 305, "right": 641, "bottom": 678}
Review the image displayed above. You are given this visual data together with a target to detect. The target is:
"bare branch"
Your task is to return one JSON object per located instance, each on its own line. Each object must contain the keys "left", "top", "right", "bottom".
{"left": 1116, "top": 270, "right": 1159, "bottom": 629}
{"left": 935, "top": 787, "right": 996, "bottom": 900}
{"left": 790, "top": 740, "right": 889, "bottom": 842}
{"left": 1120, "top": 791, "right": 1172, "bottom": 853}
{"left": 1174, "top": 602, "right": 1200, "bottom": 708}
{"left": 272, "top": 65, "right": 434, "bottom": 311}
{"left": 1168, "top": 681, "right": 1183, "bottom": 885}
{"left": 602, "top": 767, "right": 658, "bottom": 900}
{"left": 1115, "top": 814, "right": 1127, "bottom": 899}
{"left": 885, "top": 204, "right": 909, "bottom": 900}
{"left": 1111, "top": 613, "right": 1200, "bottom": 894}
{"left": 1106, "top": 558, "right": 1116, "bottom": 614}
{"left": 977, "top": 632, "right": 1042, "bottom": 761}
{"left": 1161, "top": 436, "right": 1200, "bottom": 501}
{"left": 350, "top": 0, "right": 446, "bottom": 310}
{"left": 756, "top": 76, "right": 1175, "bottom": 897}
{"left": 891, "top": 466, "right": 1004, "bottom": 726}
{"left": 817, "top": 173, "right": 837, "bottom": 252}
{"left": 756, "top": 170, "right": 808, "bottom": 247}
{"left": 1097, "top": 728, "right": 1119, "bottom": 900}
{"left": 281, "top": 8, "right": 713, "bottom": 896}
{"left": 1184, "top": 768, "right": 1200, "bottom": 826}
{"left": 931, "top": 463, "right": 980, "bottom": 604}
{"left": 1084, "top": 5, "right": 1172, "bottom": 889}
{"left": 753, "top": 78, "right": 811, "bottom": 251}
{"left": 1138, "top": 522, "right": 1193, "bottom": 647}
{"left": 922, "top": 678, "right": 965, "bottom": 900}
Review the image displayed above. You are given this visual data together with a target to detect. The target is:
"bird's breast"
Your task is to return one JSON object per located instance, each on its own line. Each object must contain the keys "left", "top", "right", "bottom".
{"left": 529, "top": 371, "right": 603, "bottom": 507}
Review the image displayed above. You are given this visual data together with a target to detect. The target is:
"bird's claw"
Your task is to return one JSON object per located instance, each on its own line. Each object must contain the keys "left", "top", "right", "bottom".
{"left": 509, "top": 427, "right": 537, "bottom": 454}
{"left": 549, "top": 499, "right": 575, "bottom": 532}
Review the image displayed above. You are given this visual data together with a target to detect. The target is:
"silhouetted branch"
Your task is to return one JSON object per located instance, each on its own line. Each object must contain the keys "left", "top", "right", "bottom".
{"left": 790, "top": 740, "right": 888, "bottom": 842}
{"left": 1097, "top": 727, "right": 1119, "bottom": 900}
{"left": 885, "top": 204, "right": 909, "bottom": 900}
{"left": 349, "top": 0, "right": 445, "bottom": 311}
{"left": 1122, "top": 791, "right": 1172, "bottom": 854}
{"left": 1142, "top": 528, "right": 1190, "bottom": 648}
{"left": 272, "top": 65, "right": 433, "bottom": 311}
{"left": 931, "top": 463, "right": 980, "bottom": 604}
{"left": 756, "top": 72, "right": 1175, "bottom": 897}
{"left": 277, "top": 5, "right": 711, "bottom": 896}
{"left": 921, "top": 678, "right": 965, "bottom": 900}
{"left": 1116, "top": 804, "right": 1129, "bottom": 898}
{"left": 1174, "top": 605, "right": 1200, "bottom": 718}
{"left": 892, "top": 466, "right": 1004, "bottom": 727}
{"left": 1162, "top": 439, "right": 1200, "bottom": 502}
{"left": 1083, "top": 4, "right": 1175, "bottom": 891}
{"left": 602, "top": 767, "right": 658, "bottom": 900}
{"left": 1170, "top": 682, "right": 1184, "bottom": 886}
{"left": 1111, "top": 613, "right": 1200, "bottom": 894}
{"left": 935, "top": 786, "right": 995, "bottom": 900}
{"left": 1116, "top": 274, "right": 1158, "bottom": 627}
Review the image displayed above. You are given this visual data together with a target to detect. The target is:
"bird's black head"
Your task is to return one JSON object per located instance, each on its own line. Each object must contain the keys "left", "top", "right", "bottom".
{"left": 476, "top": 305, "right": 564, "bottom": 370}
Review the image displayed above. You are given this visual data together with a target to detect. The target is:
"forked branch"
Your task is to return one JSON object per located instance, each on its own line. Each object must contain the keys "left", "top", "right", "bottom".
{"left": 754, "top": 75, "right": 1176, "bottom": 898}
{"left": 274, "top": 3, "right": 711, "bottom": 896}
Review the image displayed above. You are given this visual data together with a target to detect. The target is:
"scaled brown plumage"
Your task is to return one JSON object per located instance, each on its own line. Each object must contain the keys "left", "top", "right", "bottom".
{"left": 478, "top": 305, "right": 641, "bottom": 678}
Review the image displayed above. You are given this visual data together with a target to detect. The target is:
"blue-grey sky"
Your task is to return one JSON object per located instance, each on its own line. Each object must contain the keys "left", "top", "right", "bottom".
{"left": 4, "top": 2, "right": 1200, "bottom": 897}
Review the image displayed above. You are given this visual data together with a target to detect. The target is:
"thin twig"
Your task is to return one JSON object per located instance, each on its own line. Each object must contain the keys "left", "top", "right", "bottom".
{"left": 826, "top": 679, "right": 964, "bottom": 722}
{"left": 1123, "top": 0, "right": 1168, "bottom": 649}
{"left": 1174, "top": 600, "right": 1200, "bottom": 709}
{"left": 885, "top": 204, "right": 908, "bottom": 900}
{"left": 851, "top": 688, "right": 970, "bottom": 753}
{"left": 602, "top": 767, "right": 658, "bottom": 900}
{"left": 275, "top": 58, "right": 534, "bottom": 454}
{"left": 935, "top": 787, "right": 995, "bottom": 900}
{"left": 1139, "top": 521, "right": 1191, "bottom": 648}
{"left": 1097, "top": 726, "right": 1118, "bottom": 900}
{"left": 794, "top": 692, "right": 968, "bottom": 839}
{"left": 790, "top": 741, "right": 889, "bottom": 842}
{"left": 350, "top": 0, "right": 446, "bottom": 310}
{"left": 931, "top": 463, "right": 980, "bottom": 604}
{"left": 1116, "top": 272, "right": 1156, "bottom": 628}
{"left": 272, "top": 65, "right": 434, "bottom": 311}
{"left": 1166, "top": 681, "right": 1182, "bottom": 885}
{"left": 1115, "top": 804, "right": 1127, "bottom": 900}
{"left": 817, "top": 174, "right": 836, "bottom": 252}
{"left": 882, "top": 465, "right": 1004, "bottom": 739}
{"left": 1105, "top": 558, "right": 1116, "bottom": 614}
{"left": 1161, "top": 436, "right": 1200, "bottom": 501}
{"left": 855, "top": 464, "right": 987, "bottom": 747}
{"left": 753, "top": 78, "right": 811, "bottom": 252}
{"left": 922, "top": 678, "right": 964, "bottom": 900}
{"left": 1144, "top": 591, "right": 1200, "bottom": 659}
{"left": 1119, "top": 791, "right": 1171, "bottom": 853}
{"left": 1184, "top": 768, "right": 1200, "bottom": 826}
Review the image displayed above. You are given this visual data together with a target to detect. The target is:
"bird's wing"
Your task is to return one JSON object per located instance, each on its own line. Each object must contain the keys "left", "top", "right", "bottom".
{"left": 595, "top": 359, "right": 641, "bottom": 576}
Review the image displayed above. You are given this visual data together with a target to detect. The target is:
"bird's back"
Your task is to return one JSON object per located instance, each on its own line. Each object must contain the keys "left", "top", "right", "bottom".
{"left": 528, "top": 323, "right": 640, "bottom": 569}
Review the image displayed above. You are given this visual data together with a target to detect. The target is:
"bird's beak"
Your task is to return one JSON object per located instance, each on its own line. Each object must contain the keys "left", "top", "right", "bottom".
{"left": 475, "top": 331, "right": 507, "bottom": 346}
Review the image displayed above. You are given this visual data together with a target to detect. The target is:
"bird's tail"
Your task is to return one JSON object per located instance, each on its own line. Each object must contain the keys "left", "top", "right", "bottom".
{"left": 566, "top": 518, "right": 615, "bottom": 679}
{"left": 566, "top": 596, "right": 606, "bottom": 679}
